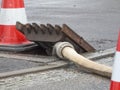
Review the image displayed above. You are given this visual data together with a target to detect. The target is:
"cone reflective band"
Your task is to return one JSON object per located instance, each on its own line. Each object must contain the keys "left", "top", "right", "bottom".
{"left": 110, "top": 32, "right": 120, "bottom": 90}
{"left": 0, "top": 0, "right": 36, "bottom": 51}
{"left": 1, "top": 0, "right": 24, "bottom": 8}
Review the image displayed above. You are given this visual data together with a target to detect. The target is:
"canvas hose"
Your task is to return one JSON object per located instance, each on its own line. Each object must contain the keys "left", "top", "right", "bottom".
{"left": 53, "top": 42, "right": 112, "bottom": 78}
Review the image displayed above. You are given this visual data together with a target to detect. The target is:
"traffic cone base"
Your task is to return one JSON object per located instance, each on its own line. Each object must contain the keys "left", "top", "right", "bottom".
{"left": 0, "top": 42, "right": 36, "bottom": 51}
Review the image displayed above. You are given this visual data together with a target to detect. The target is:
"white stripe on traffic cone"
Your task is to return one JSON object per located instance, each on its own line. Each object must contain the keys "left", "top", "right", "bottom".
{"left": 0, "top": 8, "right": 27, "bottom": 25}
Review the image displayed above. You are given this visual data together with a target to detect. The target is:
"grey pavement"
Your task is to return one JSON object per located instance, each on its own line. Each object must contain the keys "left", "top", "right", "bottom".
{"left": 19, "top": 57, "right": 113, "bottom": 90}
{"left": 0, "top": 57, "right": 41, "bottom": 73}
{"left": 0, "top": 56, "right": 113, "bottom": 90}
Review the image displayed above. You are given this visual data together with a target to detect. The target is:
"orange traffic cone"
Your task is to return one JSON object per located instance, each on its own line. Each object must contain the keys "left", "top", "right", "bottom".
{"left": 110, "top": 31, "right": 120, "bottom": 90}
{"left": 0, "top": 0, "right": 36, "bottom": 51}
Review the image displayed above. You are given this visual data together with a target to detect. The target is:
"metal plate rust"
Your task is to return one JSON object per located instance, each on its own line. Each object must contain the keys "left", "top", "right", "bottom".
{"left": 62, "top": 24, "right": 95, "bottom": 52}
{"left": 16, "top": 22, "right": 95, "bottom": 55}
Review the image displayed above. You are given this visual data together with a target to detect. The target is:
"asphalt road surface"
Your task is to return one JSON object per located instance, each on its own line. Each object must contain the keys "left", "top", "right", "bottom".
{"left": 0, "top": 0, "right": 120, "bottom": 90}
{"left": 25, "top": 0, "right": 120, "bottom": 50}
{"left": 0, "top": 56, "right": 113, "bottom": 90}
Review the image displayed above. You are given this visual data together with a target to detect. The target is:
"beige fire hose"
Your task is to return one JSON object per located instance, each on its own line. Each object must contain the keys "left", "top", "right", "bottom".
{"left": 53, "top": 42, "right": 112, "bottom": 78}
